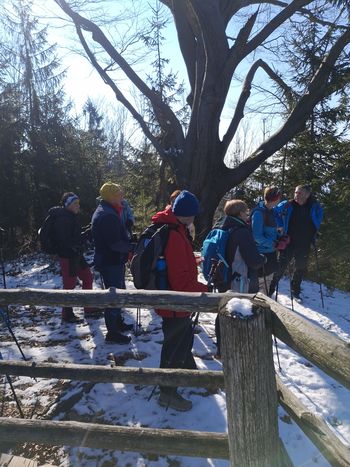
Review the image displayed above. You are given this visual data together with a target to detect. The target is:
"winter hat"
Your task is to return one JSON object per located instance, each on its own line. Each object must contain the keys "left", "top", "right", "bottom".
{"left": 172, "top": 190, "right": 200, "bottom": 217}
{"left": 62, "top": 192, "right": 79, "bottom": 208}
{"left": 99, "top": 182, "right": 122, "bottom": 202}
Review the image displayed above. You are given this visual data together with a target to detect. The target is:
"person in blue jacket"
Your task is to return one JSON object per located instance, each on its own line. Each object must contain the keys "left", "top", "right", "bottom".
{"left": 91, "top": 182, "right": 133, "bottom": 344}
{"left": 269, "top": 185, "right": 324, "bottom": 299}
{"left": 251, "top": 186, "right": 282, "bottom": 295}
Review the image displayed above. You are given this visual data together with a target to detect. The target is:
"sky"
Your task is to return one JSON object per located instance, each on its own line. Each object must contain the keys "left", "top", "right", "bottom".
{"left": 25, "top": 0, "right": 272, "bottom": 148}
{"left": 1, "top": 250, "right": 350, "bottom": 466}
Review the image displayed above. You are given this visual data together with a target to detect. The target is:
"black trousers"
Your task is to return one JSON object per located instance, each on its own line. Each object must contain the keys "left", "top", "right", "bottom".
{"left": 270, "top": 242, "right": 311, "bottom": 295}
{"left": 160, "top": 316, "right": 197, "bottom": 394}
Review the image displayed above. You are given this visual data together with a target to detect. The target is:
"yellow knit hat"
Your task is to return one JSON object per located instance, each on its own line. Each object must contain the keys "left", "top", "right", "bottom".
{"left": 99, "top": 182, "right": 122, "bottom": 202}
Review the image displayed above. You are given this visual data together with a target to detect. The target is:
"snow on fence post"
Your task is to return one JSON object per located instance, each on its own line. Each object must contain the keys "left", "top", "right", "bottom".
{"left": 220, "top": 298, "right": 291, "bottom": 466}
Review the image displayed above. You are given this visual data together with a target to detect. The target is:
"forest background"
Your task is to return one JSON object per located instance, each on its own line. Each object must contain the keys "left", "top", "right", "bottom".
{"left": 0, "top": 0, "right": 349, "bottom": 291}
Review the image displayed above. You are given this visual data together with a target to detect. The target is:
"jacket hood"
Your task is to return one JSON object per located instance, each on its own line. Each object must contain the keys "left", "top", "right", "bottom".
{"left": 215, "top": 215, "right": 246, "bottom": 231}
{"left": 48, "top": 206, "right": 67, "bottom": 217}
{"left": 151, "top": 207, "right": 179, "bottom": 225}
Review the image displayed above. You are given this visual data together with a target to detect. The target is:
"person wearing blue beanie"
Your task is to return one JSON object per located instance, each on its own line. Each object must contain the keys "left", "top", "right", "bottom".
{"left": 172, "top": 190, "right": 200, "bottom": 217}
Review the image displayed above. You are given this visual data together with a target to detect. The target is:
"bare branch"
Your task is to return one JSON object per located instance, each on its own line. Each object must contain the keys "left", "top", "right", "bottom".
{"left": 222, "top": 27, "right": 350, "bottom": 187}
{"left": 222, "top": 59, "right": 295, "bottom": 155}
{"left": 75, "top": 24, "right": 167, "bottom": 159}
{"left": 55, "top": 0, "right": 184, "bottom": 148}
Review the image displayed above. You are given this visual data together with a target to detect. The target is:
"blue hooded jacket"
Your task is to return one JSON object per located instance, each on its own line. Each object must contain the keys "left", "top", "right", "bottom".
{"left": 91, "top": 200, "right": 131, "bottom": 268}
{"left": 274, "top": 198, "right": 323, "bottom": 234}
{"left": 251, "top": 201, "right": 279, "bottom": 253}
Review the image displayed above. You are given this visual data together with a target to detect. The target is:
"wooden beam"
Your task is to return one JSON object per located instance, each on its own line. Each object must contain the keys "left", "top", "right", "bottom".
{"left": 0, "top": 418, "right": 229, "bottom": 459}
{"left": 0, "top": 361, "right": 224, "bottom": 389}
{"left": 276, "top": 374, "right": 350, "bottom": 466}
{"left": 259, "top": 294, "right": 350, "bottom": 390}
{"left": 220, "top": 305, "right": 291, "bottom": 466}
{"left": 0, "top": 288, "right": 257, "bottom": 313}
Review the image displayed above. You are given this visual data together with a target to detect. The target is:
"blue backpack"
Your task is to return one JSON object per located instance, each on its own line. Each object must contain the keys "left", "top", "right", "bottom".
{"left": 201, "top": 228, "right": 232, "bottom": 285}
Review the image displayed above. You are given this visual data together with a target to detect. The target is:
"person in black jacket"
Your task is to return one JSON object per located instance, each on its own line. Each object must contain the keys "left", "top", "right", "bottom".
{"left": 214, "top": 199, "right": 265, "bottom": 357}
{"left": 50, "top": 192, "right": 94, "bottom": 323}
{"left": 91, "top": 183, "right": 133, "bottom": 344}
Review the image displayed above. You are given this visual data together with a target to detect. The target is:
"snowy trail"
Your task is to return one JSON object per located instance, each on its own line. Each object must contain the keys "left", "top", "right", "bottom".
{"left": 0, "top": 253, "right": 349, "bottom": 466}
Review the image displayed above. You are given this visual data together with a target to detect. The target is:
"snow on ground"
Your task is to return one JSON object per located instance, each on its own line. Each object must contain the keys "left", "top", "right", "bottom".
{"left": 0, "top": 252, "right": 349, "bottom": 466}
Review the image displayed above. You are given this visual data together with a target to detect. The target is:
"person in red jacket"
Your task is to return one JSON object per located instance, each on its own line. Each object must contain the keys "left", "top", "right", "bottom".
{"left": 151, "top": 190, "right": 207, "bottom": 411}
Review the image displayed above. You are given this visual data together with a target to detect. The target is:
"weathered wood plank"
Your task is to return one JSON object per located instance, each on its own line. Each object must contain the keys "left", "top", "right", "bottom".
{"left": 276, "top": 374, "right": 350, "bottom": 467}
{"left": 259, "top": 294, "right": 350, "bottom": 390}
{"left": 220, "top": 305, "right": 291, "bottom": 466}
{"left": 0, "top": 287, "right": 255, "bottom": 313}
{"left": 0, "top": 361, "right": 224, "bottom": 389}
{"left": 0, "top": 418, "right": 229, "bottom": 459}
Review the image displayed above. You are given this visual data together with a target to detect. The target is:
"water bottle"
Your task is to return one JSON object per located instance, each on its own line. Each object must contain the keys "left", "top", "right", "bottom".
{"left": 156, "top": 256, "right": 168, "bottom": 290}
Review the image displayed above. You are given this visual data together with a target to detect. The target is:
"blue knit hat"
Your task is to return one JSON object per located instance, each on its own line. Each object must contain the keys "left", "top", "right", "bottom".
{"left": 172, "top": 190, "right": 200, "bottom": 216}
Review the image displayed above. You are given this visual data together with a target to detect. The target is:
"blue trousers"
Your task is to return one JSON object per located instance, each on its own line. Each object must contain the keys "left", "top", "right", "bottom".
{"left": 99, "top": 264, "right": 126, "bottom": 333}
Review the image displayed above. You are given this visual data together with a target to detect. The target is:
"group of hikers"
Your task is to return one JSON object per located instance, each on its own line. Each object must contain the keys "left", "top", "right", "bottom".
{"left": 42, "top": 182, "right": 323, "bottom": 411}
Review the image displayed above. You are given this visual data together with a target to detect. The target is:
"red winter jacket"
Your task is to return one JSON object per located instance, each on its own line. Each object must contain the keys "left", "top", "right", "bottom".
{"left": 152, "top": 208, "right": 208, "bottom": 318}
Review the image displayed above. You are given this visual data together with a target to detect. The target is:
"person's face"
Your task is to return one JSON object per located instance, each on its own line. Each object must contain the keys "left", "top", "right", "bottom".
{"left": 176, "top": 215, "right": 195, "bottom": 226}
{"left": 110, "top": 191, "right": 123, "bottom": 206}
{"left": 66, "top": 199, "right": 80, "bottom": 214}
{"left": 238, "top": 208, "right": 249, "bottom": 222}
{"left": 294, "top": 187, "right": 310, "bottom": 205}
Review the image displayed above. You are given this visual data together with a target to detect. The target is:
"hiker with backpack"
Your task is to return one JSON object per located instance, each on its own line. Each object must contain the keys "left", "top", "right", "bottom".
{"left": 150, "top": 190, "right": 207, "bottom": 411}
{"left": 91, "top": 182, "right": 134, "bottom": 344}
{"left": 269, "top": 185, "right": 324, "bottom": 300}
{"left": 202, "top": 199, "right": 265, "bottom": 358}
{"left": 40, "top": 192, "right": 95, "bottom": 323}
{"left": 251, "top": 186, "right": 282, "bottom": 295}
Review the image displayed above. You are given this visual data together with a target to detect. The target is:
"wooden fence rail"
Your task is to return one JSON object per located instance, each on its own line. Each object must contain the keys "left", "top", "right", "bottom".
{"left": 0, "top": 360, "right": 224, "bottom": 389}
{"left": 264, "top": 295, "right": 350, "bottom": 390}
{"left": 0, "top": 360, "right": 349, "bottom": 466}
{"left": 0, "top": 418, "right": 229, "bottom": 459}
{"left": 1, "top": 288, "right": 350, "bottom": 465}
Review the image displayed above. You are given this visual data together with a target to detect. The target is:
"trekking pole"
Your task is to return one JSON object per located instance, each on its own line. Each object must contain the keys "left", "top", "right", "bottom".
{"left": 0, "top": 227, "right": 7, "bottom": 289}
{"left": 0, "top": 309, "right": 28, "bottom": 361}
{"left": 135, "top": 307, "right": 142, "bottom": 336}
{"left": 313, "top": 243, "right": 325, "bottom": 309}
{"left": 0, "top": 352, "right": 24, "bottom": 418}
{"left": 287, "top": 261, "right": 294, "bottom": 312}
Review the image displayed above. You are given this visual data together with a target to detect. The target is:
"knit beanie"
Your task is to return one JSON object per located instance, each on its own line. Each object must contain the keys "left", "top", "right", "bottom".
{"left": 99, "top": 182, "right": 122, "bottom": 202}
{"left": 172, "top": 190, "right": 200, "bottom": 217}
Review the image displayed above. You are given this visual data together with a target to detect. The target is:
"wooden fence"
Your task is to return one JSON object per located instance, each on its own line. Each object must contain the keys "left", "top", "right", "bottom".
{"left": 0, "top": 288, "right": 349, "bottom": 466}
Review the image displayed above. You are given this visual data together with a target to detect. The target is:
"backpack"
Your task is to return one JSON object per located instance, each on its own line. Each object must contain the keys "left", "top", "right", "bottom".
{"left": 38, "top": 213, "right": 57, "bottom": 254}
{"left": 130, "top": 223, "right": 176, "bottom": 290}
{"left": 201, "top": 228, "right": 232, "bottom": 290}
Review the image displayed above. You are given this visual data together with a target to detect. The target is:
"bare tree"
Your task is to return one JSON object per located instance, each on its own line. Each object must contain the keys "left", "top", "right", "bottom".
{"left": 54, "top": 0, "right": 350, "bottom": 235}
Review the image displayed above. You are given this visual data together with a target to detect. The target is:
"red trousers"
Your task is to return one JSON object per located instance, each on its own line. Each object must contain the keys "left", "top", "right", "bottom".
{"left": 59, "top": 257, "right": 93, "bottom": 314}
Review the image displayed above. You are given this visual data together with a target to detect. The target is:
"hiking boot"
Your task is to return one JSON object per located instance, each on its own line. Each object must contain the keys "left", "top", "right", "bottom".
{"left": 120, "top": 322, "right": 134, "bottom": 332}
{"left": 105, "top": 332, "right": 131, "bottom": 345}
{"left": 61, "top": 314, "right": 84, "bottom": 324}
{"left": 84, "top": 308, "right": 104, "bottom": 319}
{"left": 158, "top": 390, "right": 192, "bottom": 412}
{"left": 61, "top": 307, "right": 84, "bottom": 324}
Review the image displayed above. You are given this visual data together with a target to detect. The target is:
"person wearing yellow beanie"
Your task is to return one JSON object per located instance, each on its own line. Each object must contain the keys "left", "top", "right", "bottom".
{"left": 91, "top": 183, "right": 134, "bottom": 344}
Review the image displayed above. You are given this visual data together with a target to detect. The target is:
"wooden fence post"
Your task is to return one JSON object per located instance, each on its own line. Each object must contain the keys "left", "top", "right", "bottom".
{"left": 220, "top": 303, "right": 289, "bottom": 466}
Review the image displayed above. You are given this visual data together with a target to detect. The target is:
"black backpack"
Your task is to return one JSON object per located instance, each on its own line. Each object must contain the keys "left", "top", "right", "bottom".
{"left": 130, "top": 223, "right": 177, "bottom": 289}
{"left": 38, "top": 213, "right": 57, "bottom": 254}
